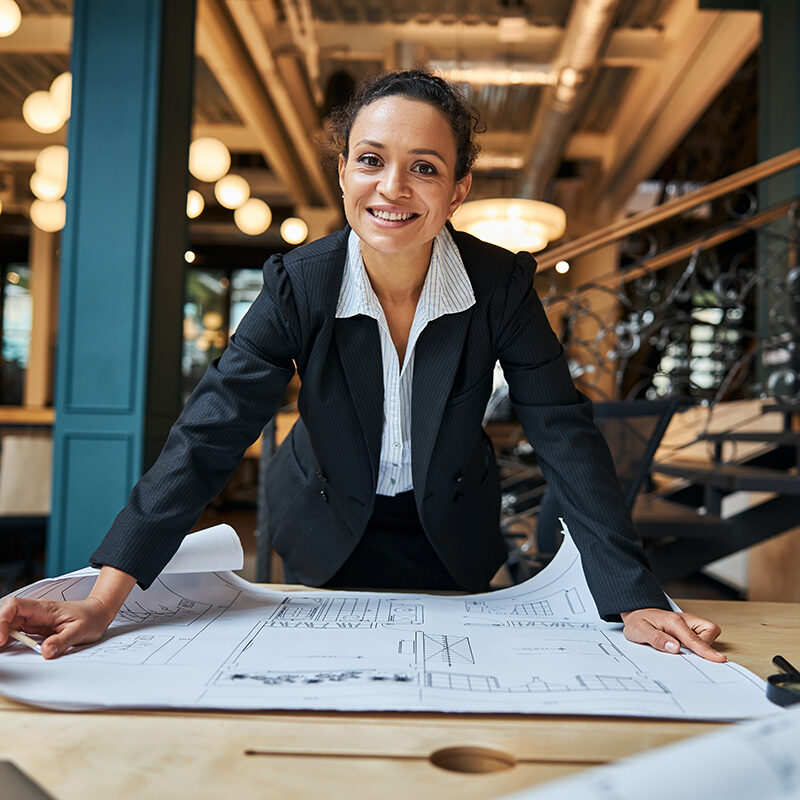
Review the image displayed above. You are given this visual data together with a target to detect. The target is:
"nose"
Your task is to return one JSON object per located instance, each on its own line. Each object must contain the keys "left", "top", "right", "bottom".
{"left": 377, "top": 164, "right": 410, "bottom": 199}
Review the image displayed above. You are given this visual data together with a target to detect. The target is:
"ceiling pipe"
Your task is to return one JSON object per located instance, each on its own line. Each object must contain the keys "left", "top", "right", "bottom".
{"left": 197, "top": 0, "right": 318, "bottom": 207}
{"left": 515, "top": 0, "right": 621, "bottom": 201}
{"left": 224, "top": 0, "right": 339, "bottom": 211}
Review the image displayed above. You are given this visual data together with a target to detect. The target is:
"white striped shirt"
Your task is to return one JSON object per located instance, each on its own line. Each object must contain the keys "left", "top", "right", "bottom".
{"left": 336, "top": 226, "right": 476, "bottom": 495}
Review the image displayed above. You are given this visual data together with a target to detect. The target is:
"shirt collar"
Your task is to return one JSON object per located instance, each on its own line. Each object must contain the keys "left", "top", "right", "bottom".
{"left": 336, "top": 226, "right": 475, "bottom": 321}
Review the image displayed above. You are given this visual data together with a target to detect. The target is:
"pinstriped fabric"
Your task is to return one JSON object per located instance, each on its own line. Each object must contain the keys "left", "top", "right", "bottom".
{"left": 336, "top": 226, "right": 475, "bottom": 495}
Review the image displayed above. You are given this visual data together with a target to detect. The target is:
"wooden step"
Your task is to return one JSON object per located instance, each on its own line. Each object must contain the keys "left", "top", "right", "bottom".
{"left": 652, "top": 461, "right": 800, "bottom": 494}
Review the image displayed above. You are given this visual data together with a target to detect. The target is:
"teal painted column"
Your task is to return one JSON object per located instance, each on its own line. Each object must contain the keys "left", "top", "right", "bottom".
{"left": 48, "top": 0, "right": 195, "bottom": 575}
{"left": 757, "top": 1, "right": 800, "bottom": 396}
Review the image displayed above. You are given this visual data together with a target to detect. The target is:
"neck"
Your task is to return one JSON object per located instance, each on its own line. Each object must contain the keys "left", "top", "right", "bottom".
{"left": 360, "top": 240, "right": 433, "bottom": 305}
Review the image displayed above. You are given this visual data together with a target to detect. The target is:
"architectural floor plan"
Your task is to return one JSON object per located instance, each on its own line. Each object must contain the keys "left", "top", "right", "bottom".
{"left": 0, "top": 525, "right": 777, "bottom": 719}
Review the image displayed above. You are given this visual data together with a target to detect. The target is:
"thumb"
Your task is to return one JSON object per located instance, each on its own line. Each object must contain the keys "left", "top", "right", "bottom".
{"left": 41, "top": 629, "right": 76, "bottom": 660}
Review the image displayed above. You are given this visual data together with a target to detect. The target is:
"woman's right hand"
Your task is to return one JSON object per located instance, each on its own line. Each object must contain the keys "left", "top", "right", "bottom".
{"left": 0, "top": 565, "right": 137, "bottom": 659}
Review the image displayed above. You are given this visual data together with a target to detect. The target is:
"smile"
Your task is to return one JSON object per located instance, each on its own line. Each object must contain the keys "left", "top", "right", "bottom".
{"left": 368, "top": 208, "right": 419, "bottom": 222}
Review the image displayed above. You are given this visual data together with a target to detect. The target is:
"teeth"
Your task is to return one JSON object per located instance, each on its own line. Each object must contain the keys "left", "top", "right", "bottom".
{"left": 371, "top": 209, "right": 415, "bottom": 221}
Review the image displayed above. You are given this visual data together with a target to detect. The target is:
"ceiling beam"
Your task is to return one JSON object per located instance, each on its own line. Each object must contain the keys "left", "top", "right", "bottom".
{"left": 586, "top": 9, "right": 761, "bottom": 216}
{"left": 196, "top": 0, "right": 323, "bottom": 208}
{"left": 313, "top": 20, "right": 663, "bottom": 65}
{"left": 0, "top": 120, "right": 65, "bottom": 149}
{"left": 0, "top": 14, "right": 71, "bottom": 53}
{"left": 225, "top": 0, "right": 338, "bottom": 209}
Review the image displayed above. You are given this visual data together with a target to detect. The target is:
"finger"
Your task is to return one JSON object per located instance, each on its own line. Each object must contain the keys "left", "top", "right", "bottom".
{"left": 41, "top": 628, "right": 79, "bottom": 660}
{"left": 0, "top": 597, "right": 23, "bottom": 645}
{"left": 670, "top": 621, "right": 726, "bottom": 663}
{"left": 681, "top": 614, "right": 722, "bottom": 644}
{"left": 623, "top": 618, "right": 681, "bottom": 654}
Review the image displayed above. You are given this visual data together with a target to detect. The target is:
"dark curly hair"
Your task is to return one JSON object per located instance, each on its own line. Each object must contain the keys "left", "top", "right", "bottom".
{"left": 328, "top": 70, "right": 484, "bottom": 182}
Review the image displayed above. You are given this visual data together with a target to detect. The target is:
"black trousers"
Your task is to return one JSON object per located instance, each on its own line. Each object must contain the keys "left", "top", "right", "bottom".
{"left": 285, "top": 491, "right": 463, "bottom": 591}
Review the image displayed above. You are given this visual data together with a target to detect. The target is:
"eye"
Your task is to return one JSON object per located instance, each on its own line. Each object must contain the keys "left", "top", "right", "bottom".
{"left": 357, "top": 154, "right": 382, "bottom": 168}
{"left": 413, "top": 162, "right": 438, "bottom": 175}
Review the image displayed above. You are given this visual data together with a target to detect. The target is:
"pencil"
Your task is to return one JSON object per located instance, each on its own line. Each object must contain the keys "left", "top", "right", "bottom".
{"left": 7, "top": 629, "right": 42, "bottom": 654}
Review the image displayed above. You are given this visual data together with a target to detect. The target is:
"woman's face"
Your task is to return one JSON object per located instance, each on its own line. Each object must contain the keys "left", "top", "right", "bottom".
{"left": 338, "top": 96, "right": 472, "bottom": 264}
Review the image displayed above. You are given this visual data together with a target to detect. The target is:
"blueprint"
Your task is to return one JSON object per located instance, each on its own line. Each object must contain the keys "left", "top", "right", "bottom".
{"left": 498, "top": 706, "right": 800, "bottom": 800}
{"left": 0, "top": 523, "right": 777, "bottom": 718}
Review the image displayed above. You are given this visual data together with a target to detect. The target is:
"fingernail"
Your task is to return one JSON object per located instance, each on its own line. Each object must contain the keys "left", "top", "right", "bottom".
{"left": 665, "top": 641, "right": 679, "bottom": 653}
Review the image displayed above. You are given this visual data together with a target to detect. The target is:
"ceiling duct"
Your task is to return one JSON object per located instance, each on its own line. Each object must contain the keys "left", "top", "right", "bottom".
{"left": 515, "top": 0, "right": 621, "bottom": 201}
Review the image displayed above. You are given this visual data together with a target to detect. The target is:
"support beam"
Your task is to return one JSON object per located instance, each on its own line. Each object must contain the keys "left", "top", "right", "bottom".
{"left": 313, "top": 20, "right": 663, "bottom": 64}
{"left": 48, "top": 0, "right": 195, "bottom": 575}
{"left": 24, "top": 224, "right": 59, "bottom": 408}
{"left": 587, "top": 8, "right": 760, "bottom": 216}
{"left": 196, "top": 0, "right": 324, "bottom": 208}
{"left": 0, "top": 14, "right": 71, "bottom": 53}
{"left": 225, "top": 0, "right": 339, "bottom": 210}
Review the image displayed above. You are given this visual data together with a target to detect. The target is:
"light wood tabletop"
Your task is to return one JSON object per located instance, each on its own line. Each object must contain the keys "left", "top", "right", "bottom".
{"left": 0, "top": 598, "right": 797, "bottom": 800}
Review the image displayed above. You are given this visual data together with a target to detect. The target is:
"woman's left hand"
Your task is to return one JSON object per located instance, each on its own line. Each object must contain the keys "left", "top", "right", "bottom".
{"left": 620, "top": 608, "right": 726, "bottom": 662}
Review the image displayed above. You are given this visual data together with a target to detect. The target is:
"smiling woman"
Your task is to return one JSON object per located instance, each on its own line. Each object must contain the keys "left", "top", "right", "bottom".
{"left": 0, "top": 70, "right": 724, "bottom": 665}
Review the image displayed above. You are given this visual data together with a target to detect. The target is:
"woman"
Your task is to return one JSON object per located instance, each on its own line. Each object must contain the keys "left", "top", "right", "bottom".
{"left": 0, "top": 71, "right": 724, "bottom": 662}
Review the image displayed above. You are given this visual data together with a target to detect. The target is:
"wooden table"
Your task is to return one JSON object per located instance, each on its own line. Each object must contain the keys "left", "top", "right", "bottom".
{"left": 0, "top": 599, "right": 797, "bottom": 800}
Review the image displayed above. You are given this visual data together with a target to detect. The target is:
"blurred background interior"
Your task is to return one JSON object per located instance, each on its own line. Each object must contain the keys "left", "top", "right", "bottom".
{"left": 0, "top": 0, "right": 797, "bottom": 603}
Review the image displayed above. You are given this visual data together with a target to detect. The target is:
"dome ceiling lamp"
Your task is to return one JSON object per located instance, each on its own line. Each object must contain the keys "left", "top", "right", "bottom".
{"left": 0, "top": 0, "right": 21, "bottom": 38}
{"left": 452, "top": 198, "right": 566, "bottom": 253}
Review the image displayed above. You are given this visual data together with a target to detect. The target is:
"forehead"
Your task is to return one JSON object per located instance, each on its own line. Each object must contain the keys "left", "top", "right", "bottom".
{"left": 349, "top": 96, "right": 456, "bottom": 156}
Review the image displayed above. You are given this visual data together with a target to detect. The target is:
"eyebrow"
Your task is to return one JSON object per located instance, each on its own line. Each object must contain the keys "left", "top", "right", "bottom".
{"left": 353, "top": 139, "right": 447, "bottom": 162}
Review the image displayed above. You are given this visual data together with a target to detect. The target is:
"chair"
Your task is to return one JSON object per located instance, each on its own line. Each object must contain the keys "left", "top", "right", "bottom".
{"left": 0, "top": 433, "right": 52, "bottom": 594}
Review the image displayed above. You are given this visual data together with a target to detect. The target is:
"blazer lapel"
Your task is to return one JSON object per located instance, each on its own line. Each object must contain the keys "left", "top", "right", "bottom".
{"left": 411, "top": 307, "right": 474, "bottom": 494}
{"left": 335, "top": 315, "right": 384, "bottom": 485}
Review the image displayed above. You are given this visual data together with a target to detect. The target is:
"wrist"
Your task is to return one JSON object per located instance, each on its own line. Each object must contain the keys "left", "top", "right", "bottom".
{"left": 88, "top": 565, "right": 137, "bottom": 626}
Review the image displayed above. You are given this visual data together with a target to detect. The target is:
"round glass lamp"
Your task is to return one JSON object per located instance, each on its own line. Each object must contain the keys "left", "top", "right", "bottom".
{"left": 50, "top": 72, "right": 72, "bottom": 121}
{"left": 0, "top": 0, "right": 21, "bottom": 38}
{"left": 452, "top": 198, "right": 566, "bottom": 253}
{"left": 30, "top": 172, "right": 65, "bottom": 202}
{"left": 189, "top": 137, "right": 230, "bottom": 182}
{"left": 35, "top": 145, "right": 68, "bottom": 186}
{"left": 281, "top": 217, "right": 308, "bottom": 245}
{"left": 214, "top": 174, "right": 249, "bottom": 209}
{"left": 186, "top": 189, "right": 204, "bottom": 219}
{"left": 30, "top": 199, "right": 66, "bottom": 232}
{"left": 22, "top": 90, "right": 65, "bottom": 134}
{"left": 234, "top": 198, "right": 271, "bottom": 236}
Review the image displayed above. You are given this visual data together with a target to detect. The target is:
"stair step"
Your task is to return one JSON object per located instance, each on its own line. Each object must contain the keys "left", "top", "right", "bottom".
{"left": 699, "top": 431, "right": 800, "bottom": 444}
{"left": 633, "top": 495, "right": 731, "bottom": 540}
{"left": 652, "top": 461, "right": 800, "bottom": 494}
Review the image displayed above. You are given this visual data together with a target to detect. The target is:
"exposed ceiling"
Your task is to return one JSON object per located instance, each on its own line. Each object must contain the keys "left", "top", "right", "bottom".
{"left": 0, "top": 0, "right": 761, "bottom": 248}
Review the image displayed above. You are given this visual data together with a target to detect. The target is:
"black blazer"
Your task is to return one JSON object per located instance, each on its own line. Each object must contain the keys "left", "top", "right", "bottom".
{"left": 91, "top": 226, "right": 670, "bottom": 620}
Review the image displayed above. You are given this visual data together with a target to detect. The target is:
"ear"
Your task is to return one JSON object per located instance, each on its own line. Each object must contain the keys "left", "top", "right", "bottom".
{"left": 449, "top": 172, "right": 472, "bottom": 216}
{"left": 338, "top": 153, "right": 347, "bottom": 194}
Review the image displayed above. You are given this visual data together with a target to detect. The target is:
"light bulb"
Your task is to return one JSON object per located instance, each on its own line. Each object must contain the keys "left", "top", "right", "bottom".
{"left": 50, "top": 72, "right": 72, "bottom": 121}
{"left": 186, "top": 189, "right": 204, "bottom": 219}
{"left": 280, "top": 217, "right": 308, "bottom": 245}
{"left": 30, "top": 199, "right": 66, "bottom": 232}
{"left": 30, "top": 172, "right": 65, "bottom": 202}
{"left": 188, "top": 137, "right": 231, "bottom": 182}
{"left": 22, "top": 90, "right": 65, "bottom": 134}
{"left": 35, "top": 145, "right": 68, "bottom": 186}
{"left": 214, "top": 174, "right": 249, "bottom": 209}
{"left": 0, "top": 0, "right": 21, "bottom": 38}
{"left": 234, "top": 198, "right": 271, "bottom": 236}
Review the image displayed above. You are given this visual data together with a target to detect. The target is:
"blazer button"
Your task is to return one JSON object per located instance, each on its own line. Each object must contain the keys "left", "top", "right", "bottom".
{"left": 320, "top": 490, "right": 329, "bottom": 503}
{"left": 454, "top": 472, "right": 465, "bottom": 484}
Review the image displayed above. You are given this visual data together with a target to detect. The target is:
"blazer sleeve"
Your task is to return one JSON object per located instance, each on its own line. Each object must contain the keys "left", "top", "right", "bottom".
{"left": 90, "top": 254, "right": 300, "bottom": 588}
{"left": 496, "top": 251, "right": 671, "bottom": 621}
